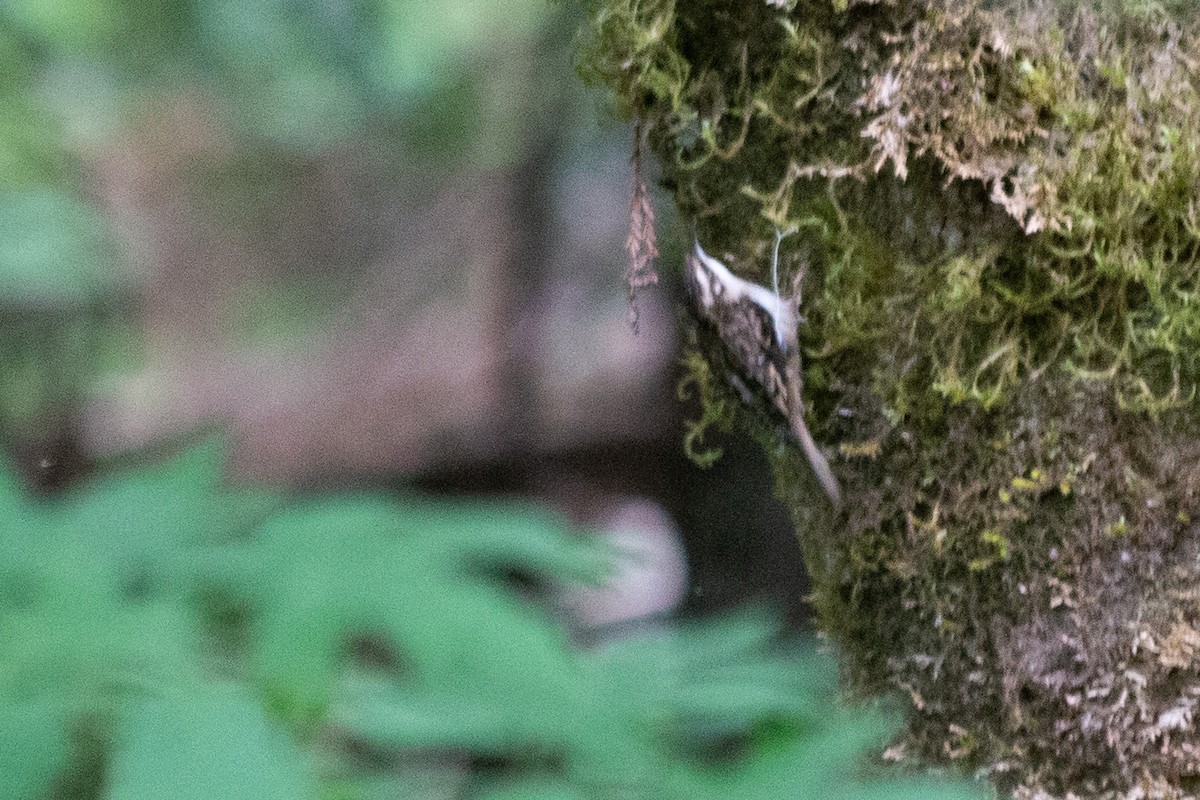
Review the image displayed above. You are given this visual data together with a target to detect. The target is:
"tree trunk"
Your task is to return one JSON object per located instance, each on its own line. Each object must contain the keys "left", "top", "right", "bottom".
{"left": 580, "top": 1, "right": 1200, "bottom": 795}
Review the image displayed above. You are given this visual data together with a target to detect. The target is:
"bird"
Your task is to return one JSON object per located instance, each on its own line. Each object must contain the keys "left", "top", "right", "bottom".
{"left": 684, "top": 233, "right": 842, "bottom": 508}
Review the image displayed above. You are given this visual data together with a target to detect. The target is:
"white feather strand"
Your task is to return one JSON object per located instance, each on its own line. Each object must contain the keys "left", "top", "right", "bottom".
{"left": 691, "top": 239, "right": 797, "bottom": 349}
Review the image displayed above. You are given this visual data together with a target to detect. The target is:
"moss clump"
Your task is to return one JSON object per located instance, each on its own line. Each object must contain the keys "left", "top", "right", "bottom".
{"left": 580, "top": 0, "right": 1200, "bottom": 795}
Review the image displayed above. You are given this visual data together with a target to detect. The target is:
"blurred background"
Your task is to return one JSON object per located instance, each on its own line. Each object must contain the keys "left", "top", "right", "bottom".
{"left": 0, "top": 6, "right": 998, "bottom": 799}
{"left": 0, "top": 0, "right": 807, "bottom": 628}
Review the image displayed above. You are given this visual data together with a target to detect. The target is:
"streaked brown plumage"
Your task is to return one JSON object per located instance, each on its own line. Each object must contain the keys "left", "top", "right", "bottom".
{"left": 685, "top": 239, "right": 841, "bottom": 508}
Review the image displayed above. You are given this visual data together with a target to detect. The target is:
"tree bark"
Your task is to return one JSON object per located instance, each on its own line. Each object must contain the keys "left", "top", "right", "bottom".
{"left": 580, "top": 1, "right": 1200, "bottom": 795}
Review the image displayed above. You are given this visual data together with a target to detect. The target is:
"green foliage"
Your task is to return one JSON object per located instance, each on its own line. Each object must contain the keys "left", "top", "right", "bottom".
{"left": 0, "top": 439, "right": 984, "bottom": 799}
{"left": 106, "top": 685, "right": 315, "bottom": 800}
{"left": 0, "top": 0, "right": 559, "bottom": 310}
{"left": 0, "top": 0, "right": 550, "bottom": 159}
{"left": 0, "top": 0, "right": 564, "bottom": 430}
{"left": 0, "top": 188, "right": 123, "bottom": 307}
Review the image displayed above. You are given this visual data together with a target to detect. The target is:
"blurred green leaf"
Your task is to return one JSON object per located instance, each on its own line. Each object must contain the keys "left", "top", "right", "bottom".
{"left": 106, "top": 683, "right": 315, "bottom": 800}
{"left": 228, "top": 497, "right": 590, "bottom": 735}
{"left": 369, "top": 0, "right": 544, "bottom": 101}
{"left": 0, "top": 188, "right": 122, "bottom": 308}
{"left": 0, "top": 440, "right": 986, "bottom": 799}
{"left": 2, "top": 0, "right": 118, "bottom": 52}
{"left": 0, "top": 52, "right": 69, "bottom": 187}
{"left": 476, "top": 777, "right": 587, "bottom": 800}
{"left": 393, "top": 496, "right": 614, "bottom": 585}
{"left": 336, "top": 675, "right": 561, "bottom": 753}
{"left": 0, "top": 696, "right": 72, "bottom": 800}
{"left": 0, "top": 595, "right": 200, "bottom": 704}
{"left": 51, "top": 435, "right": 280, "bottom": 579}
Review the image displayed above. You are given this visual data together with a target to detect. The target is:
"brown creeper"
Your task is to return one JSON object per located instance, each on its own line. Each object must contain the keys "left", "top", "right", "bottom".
{"left": 685, "top": 235, "right": 842, "bottom": 508}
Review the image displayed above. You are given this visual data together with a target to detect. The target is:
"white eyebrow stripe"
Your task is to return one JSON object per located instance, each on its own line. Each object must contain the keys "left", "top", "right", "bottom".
{"left": 692, "top": 239, "right": 797, "bottom": 349}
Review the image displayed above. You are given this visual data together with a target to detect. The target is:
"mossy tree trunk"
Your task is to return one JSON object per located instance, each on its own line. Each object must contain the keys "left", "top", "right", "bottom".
{"left": 581, "top": 1, "right": 1200, "bottom": 796}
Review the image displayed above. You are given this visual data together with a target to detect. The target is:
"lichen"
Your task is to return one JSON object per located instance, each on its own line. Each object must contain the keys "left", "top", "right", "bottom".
{"left": 580, "top": 0, "right": 1200, "bottom": 795}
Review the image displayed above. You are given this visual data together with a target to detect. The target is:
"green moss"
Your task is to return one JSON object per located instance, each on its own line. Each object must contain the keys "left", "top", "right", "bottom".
{"left": 581, "top": 0, "right": 1200, "bottom": 795}
{"left": 677, "top": 347, "right": 735, "bottom": 467}
{"left": 581, "top": 0, "right": 1200, "bottom": 421}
